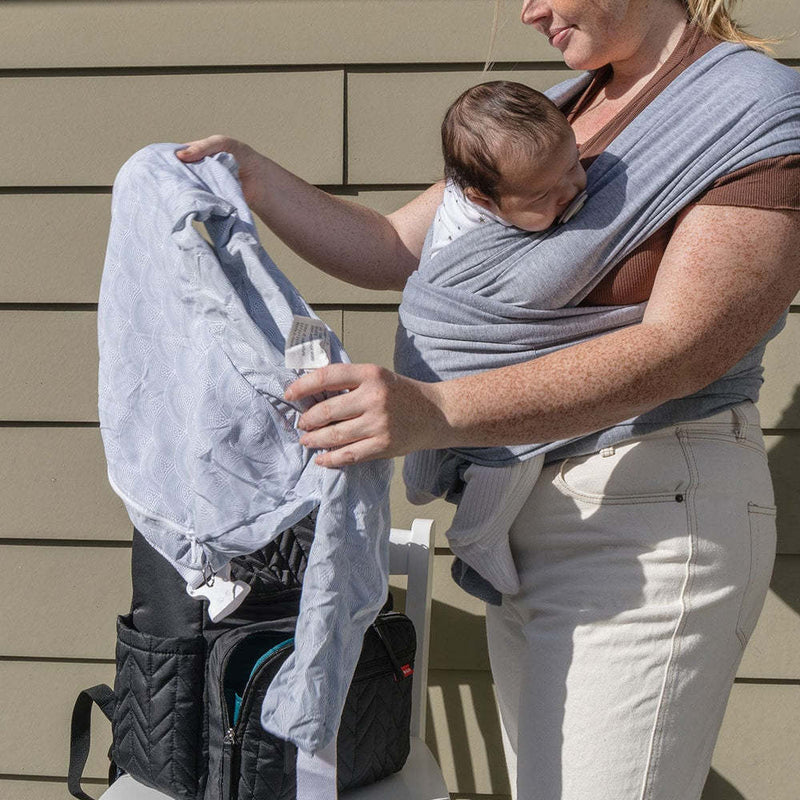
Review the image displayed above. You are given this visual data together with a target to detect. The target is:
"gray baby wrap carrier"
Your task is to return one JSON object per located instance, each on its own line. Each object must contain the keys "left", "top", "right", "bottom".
{"left": 395, "top": 43, "right": 800, "bottom": 599}
{"left": 97, "top": 144, "right": 393, "bottom": 756}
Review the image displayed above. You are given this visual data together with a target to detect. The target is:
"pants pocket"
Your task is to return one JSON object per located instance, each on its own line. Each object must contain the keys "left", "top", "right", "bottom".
{"left": 112, "top": 614, "right": 206, "bottom": 799}
{"left": 554, "top": 434, "right": 691, "bottom": 504}
{"left": 736, "top": 503, "right": 777, "bottom": 647}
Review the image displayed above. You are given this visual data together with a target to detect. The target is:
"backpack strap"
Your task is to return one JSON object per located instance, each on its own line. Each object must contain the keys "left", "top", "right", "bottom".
{"left": 68, "top": 684, "right": 118, "bottom": 800}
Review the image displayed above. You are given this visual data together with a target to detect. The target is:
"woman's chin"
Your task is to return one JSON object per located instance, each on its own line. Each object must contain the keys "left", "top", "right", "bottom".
{"left": 559, "top": 40, "right": 607, "bottom": 71}
{"left": 562, "top": 51, "right": 602, "bottom": 71}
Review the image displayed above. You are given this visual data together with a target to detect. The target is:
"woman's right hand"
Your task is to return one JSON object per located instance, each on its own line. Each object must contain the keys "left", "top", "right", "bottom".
{"left": 175, "top": 135, "right": 263, "bottom": 206}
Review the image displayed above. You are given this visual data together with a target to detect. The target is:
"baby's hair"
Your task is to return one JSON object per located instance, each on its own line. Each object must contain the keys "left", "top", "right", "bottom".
{"left": 442, "top": 81, "right": 571, "bottom": 203}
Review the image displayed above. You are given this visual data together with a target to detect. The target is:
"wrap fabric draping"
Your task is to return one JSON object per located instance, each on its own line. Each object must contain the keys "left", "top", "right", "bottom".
{"left": 394, "top": 42, "right": 800, "bottom": 599}
{"left": 97, "top": 144, "right": 393, "bottom": 753}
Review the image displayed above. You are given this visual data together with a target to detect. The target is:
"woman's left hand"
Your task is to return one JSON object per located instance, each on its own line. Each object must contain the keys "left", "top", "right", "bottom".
{"left": 285, "top": 363, "right": 450, "bottom": 467}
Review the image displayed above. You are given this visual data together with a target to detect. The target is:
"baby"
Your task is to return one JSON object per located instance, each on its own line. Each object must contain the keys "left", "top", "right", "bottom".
{"left": 431, "top": 79, "right": 587, "bottom": 255}
{"left": 403, "top": 81, "right": 588, "bottom": 597}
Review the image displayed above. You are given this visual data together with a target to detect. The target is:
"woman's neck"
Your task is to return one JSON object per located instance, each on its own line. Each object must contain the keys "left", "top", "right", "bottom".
{"left": 606, "top": 7, "right": 689, "bottom": 98}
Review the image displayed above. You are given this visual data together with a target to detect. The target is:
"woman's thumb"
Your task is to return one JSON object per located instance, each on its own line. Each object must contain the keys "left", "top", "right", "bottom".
{"left": 175, "top": 143, "right": 200, "bottom": 161}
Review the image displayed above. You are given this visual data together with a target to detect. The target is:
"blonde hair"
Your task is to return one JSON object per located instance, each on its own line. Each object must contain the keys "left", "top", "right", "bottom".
{"left": 682, "top": 0, "right": 776, "bottom": 53}
{"left": 484, "top": 0, "right": 778, "bottom": 68}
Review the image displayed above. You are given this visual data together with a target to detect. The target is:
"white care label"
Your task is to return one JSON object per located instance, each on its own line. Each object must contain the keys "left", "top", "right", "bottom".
{"left": 285, "top": 315, "right": 332, "bottom": 370}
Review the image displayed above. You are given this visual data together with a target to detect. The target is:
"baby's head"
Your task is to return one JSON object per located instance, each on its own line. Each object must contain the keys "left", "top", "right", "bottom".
{"left": 442, "top": 81, "right": 586, "bottom": 231}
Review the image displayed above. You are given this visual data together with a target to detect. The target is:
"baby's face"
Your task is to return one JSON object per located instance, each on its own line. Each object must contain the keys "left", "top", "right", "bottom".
{"left": 470, "top": 130, "right": 587, "bottom": 232}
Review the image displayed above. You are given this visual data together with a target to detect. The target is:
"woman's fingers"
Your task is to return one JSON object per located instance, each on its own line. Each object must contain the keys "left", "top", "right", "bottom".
{"left": 285, "top": 363, "right": 374, "bottom": 402}
{"left": 313, "top": 439, "right": 385, "bottom": 469}
{"left": 286, "top": 362, "right": 452, "bottom": 465}
{"left": 299, "top": 413, "right": 370, "bottom": 451}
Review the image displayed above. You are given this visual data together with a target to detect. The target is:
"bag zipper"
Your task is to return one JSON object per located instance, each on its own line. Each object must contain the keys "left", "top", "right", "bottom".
{"left": 220, "top": 639, "right": 295, "bottom": 800}
{"left": 370, "top": 616, "right": 414, "bottom": 682}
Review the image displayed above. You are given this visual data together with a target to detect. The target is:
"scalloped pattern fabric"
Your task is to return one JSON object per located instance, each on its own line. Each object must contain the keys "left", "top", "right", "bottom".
{"left": 98, "top": 144, "right": 393, "bottom": 752}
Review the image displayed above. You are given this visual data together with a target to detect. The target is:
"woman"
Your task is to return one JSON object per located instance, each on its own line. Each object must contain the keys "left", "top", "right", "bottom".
{"left": 177, "top": 1, "right": 800, "bottom": 796}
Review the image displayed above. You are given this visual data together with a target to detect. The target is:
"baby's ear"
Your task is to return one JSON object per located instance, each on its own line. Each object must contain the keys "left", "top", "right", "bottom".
{"left": 464, "top": 187, "right": 497, "bottom": 212}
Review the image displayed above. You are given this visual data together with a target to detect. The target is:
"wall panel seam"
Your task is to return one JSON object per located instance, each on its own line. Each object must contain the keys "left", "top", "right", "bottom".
{"left": 1, "top": 60, "right": 796, "bottom": 78}
{"left": 0, "top": 62, "right": 573, "bottom": 79}
{"left": 0, "top": 656, "right": 114, "bottom": 665}
{"left": 0, "top": 774, "right": 106, "bottom": 783}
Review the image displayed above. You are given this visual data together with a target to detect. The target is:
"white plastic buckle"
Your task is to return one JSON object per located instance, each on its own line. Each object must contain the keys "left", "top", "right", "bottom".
{"left": 186, "top": 563, "right": 251, "bottom": 622}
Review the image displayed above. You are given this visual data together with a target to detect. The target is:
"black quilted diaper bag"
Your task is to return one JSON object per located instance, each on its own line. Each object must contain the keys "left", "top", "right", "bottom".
{"left": 68, "top": 513, "right": 416, "bottom": 800}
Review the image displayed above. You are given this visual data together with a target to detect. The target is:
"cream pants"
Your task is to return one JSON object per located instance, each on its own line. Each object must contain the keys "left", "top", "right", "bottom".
{"left": 486, "top": 402, "right": 776, "bottom": 800}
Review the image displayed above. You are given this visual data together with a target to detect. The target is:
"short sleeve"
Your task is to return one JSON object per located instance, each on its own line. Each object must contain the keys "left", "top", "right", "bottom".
{"left": 695, "top": 154, "right": 800, "bottom": 210}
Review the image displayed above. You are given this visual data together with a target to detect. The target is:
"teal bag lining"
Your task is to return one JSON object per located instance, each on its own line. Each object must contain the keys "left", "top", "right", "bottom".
{"left": 231, "top": 637, "right": 295, "bottom": 725}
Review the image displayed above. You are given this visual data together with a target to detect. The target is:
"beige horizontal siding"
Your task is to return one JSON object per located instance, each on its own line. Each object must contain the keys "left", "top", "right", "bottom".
{"left": 2, "top": 661, "right": 797, "bottom": 797}
{"left": 0, "top": 0, "right": 539, "bottom": 68}
{"left": 0, "top": 193, "right": 112, "bottom": 304}
{"left": 0, "top": 73, "right": 343, "bottom": 186}
{"left": 2, "top": 544, "right": 130, "bottom": 659}
{"left": 0, "top": 190, "right": 412, "bottom": 305}
{"left": 0, "top": 661, "right": 116, "bottom": 778}
{"left": 0, "top": 779, "right": 99, "bottom": 800}
{"left": 3, "top": 3, "right": 800, "bottom": 798}
{"left": 7, "top": 309, "right": 800, "bottom": 430}
{"left": 759, "top": 316, "right": 800, "bottom": 428}
{"left": 0, "top": 307, "right": 340, "bottom": 422}
{"left": 0, "top": 427, "right": 130, "bottom": 540}
{"left": 0, "top": 425, "right": 454, "bottom": 543}
{"left": 347, "top": 69, "right": 575, "bottom": 184}
{"left": 3, "top": 0, "right": 797, "bottom": 68}
{"left": 710, "top": 684, "right": 800, "bottom": 800}
{"left": 4, "top": 541, "right": 798, "bottom": 680}
{"left": 0, "top": 310, "right": 98, "bottom": 421}
{"left": 739, "top": 555, "right": 800, "bottom": 679}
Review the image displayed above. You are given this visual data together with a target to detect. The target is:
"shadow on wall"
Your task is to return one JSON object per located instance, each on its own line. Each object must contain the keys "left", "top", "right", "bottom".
{"left": 424, "top": 608, "right": 512, "bottom": 796}
{"left": 766, "top": 384, "right": 800, "bottom": 618}
{"left": 702, "top": 769, "right": 747, "bottom": 799}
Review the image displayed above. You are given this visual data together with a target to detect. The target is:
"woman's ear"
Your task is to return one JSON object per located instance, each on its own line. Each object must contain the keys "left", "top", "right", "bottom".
{"left": 464, "top": 187, "right": 499, "bottom": 213}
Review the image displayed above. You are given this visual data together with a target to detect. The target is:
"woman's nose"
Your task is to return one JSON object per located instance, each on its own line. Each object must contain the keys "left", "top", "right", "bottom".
{"left": 521, "top": 0, "right": 547, "bottom": 26}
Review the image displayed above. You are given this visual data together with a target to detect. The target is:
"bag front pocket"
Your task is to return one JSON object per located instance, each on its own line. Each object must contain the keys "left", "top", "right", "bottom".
{"left": 205, "top": 613, "right": 415, "bottom": 799}
{"left": 338, "top": 614, "right": 415, "bottom": 789}
{"left": 205, "top": 619, "right": 297, "bottom": 800}
{"left": 112, "top": 613, "right": 206, "bottom": 799}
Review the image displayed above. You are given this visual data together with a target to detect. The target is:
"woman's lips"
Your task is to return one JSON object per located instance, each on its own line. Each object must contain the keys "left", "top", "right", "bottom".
{"left": 548, "top": 26, "right": 573, "bottom": 48}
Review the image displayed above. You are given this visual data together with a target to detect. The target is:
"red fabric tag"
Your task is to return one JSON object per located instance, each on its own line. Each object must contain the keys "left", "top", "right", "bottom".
{"left": 400, "top": 664, "right": 413, "bottom": 678}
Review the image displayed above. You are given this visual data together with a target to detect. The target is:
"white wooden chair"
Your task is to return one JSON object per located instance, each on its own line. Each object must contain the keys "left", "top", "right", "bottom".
{"left": 100, "top": 518, "right": 449, "bottom": 800}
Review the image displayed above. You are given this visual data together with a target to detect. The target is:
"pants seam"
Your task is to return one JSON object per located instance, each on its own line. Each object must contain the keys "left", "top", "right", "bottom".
{"left": 639, "top": 429, "right": 699, "bottom": 800}
{"left": 734, "top": 508, "right": 756, "bottom": 649}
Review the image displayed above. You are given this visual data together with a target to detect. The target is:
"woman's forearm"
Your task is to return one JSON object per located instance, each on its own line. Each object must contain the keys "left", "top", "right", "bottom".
{"left": 177, "top": 136, "right": 437, "bottom": 290}
{"left": 242, "top": 152, "right": 417, "bottom": 289}
{"left": 433, "top": 321, "right": 699, "bottom": 449}
{"left": 287, "top": 318, "right": 705, "bottom": 466}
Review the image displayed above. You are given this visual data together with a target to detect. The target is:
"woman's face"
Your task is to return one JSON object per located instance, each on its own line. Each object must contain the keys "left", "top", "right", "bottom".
{"left": 520, "top": 0, "right": 664, "bottom": 70}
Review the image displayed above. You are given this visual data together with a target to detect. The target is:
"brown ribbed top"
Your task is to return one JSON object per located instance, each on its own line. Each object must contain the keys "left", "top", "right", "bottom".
{"left": 569, "top": 24, "right": 800, "bottom": 306}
